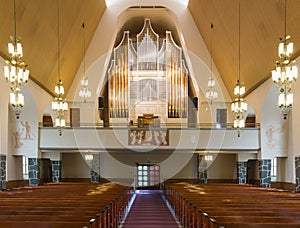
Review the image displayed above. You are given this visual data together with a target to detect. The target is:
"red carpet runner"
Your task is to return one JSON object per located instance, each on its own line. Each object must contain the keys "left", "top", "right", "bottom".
{"left": 122, "top": 190, "right": 179, "bottom": 228}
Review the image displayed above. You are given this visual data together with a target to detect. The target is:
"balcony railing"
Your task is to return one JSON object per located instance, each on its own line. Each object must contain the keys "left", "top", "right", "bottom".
{"left": 39, "top": 122, "right": 260, "bottom": 129}
{"left": 39, "top": 122, "right": 260, "bottom": 151}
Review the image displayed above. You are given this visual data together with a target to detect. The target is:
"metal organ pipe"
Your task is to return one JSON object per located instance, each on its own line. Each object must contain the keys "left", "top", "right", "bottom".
{"left": 107, "top": 18, "right": 189, "bottom": 123}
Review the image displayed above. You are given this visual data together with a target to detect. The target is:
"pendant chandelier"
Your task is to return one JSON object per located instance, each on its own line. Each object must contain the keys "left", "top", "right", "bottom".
{"left": 231, "top": 0, "right": 247, "bottom": 137}
{"left": 271, "top": 0, "right": 297, "bottom": 119}
{"left": 52, "top": 0, "right": 68, "bottom": 136}
{"left": 79, "top": 22, "right": 91, "bottom": 102}
{"left": 205, "top": 23, "right": 218, "bottom": 104}
{"left": 4, "top": 0, "right": 29, "bottom": 119}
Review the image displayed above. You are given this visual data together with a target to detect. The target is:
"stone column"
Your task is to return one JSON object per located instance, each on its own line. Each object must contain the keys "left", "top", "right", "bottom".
{"left": 198, "top": 155, "right": 208, "bottom": 184}
{"left": 237, "top": 161, "right": 247, "bottom": 184}
{"left": 0, "top": 154, "right": 6, "bottom": 190}
{"left": 28, "top": 158, "right": 39, "bottom": 186}
{"left": 295, "top": 157, "right": 300, "bottom": 192}
{"left": 91, "top": 153, "right": 100, "bottom": 183}
{"left": 259, "top": 159, "right": 271, "bottom": 188}
{"left": 51, "top": 161, "right": 61, "bottom": 183}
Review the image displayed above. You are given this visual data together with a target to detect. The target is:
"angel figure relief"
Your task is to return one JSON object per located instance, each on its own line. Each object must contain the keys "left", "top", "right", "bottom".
{"left": 13, "top": 129, "right": 24, "bottom": 148}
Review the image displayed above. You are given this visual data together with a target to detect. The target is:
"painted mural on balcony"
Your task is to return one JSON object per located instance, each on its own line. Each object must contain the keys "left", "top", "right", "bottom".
{"left": 128, "top": 130, "right": 169, "bottom": 146}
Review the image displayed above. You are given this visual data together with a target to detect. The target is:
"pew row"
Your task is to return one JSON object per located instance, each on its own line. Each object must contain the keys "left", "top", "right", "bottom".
{"left": 0, "top": 182, "right": 133, "bottom": 228}
{"left": 165, "top": 182, "right": 300, "bottom": 228}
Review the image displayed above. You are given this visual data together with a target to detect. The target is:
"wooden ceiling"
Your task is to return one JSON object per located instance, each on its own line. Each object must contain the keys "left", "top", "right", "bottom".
{"left": 188, "top": 0, "right": 300, "bottom": 97}
{"left": 0, "top": 0, "right": 106, "bottom": 95}
{"left": 0, "top": 0, "right": 299, "bottom": 99}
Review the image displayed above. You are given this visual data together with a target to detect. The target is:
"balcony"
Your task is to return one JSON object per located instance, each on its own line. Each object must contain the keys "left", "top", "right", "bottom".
{"left": 39, "top": 123, "right": 260, "bottom": 152}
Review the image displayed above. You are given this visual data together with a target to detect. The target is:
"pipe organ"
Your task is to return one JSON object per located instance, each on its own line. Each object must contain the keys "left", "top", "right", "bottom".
{"left": 108, "top": 19, "right": 189, "bottom": 125}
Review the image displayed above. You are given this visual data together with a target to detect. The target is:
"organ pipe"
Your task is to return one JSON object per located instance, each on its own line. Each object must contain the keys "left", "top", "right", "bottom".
{"left": 107, "top": 19, "right": 189, "bottom": 121}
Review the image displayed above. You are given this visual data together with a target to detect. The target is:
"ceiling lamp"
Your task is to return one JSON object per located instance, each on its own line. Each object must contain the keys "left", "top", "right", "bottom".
{"left": 79, "top": 22, "right": 91, "bottom": 102}
{"left": 52, "top": 0, "right": 68, "bottom": 136}
{"left": 10, "top": 92, "right": 24, "bottom": 119}
{"left": 4, "top": 0, "right": 29, "bottom": 119}
{"left": 205, "top": 23, "right": 218, "bottom": 104}
{"left": 231, "top": 0, "right": 247, "bottom": 137}
{"left": 271, "top": 0, "right": 297, "bottom": 119}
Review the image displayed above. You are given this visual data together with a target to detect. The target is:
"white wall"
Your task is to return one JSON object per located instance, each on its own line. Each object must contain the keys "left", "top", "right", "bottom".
{"left": 260, "top": 86, "right": 288, "bottom": 159}
{"left": 99, "top": 152, "right": 197, "bottom": 182}
{"left": 289, "top": 57, "right": 300, "bottom": 183}
{"left": 6, "top": 80, "right": 53, "bottom": 181}
{"left": 8, "top": 86, "right": 38, "bottom": 158}
{"left": 47, "top": 151, "right": 263, "bottom": 181}
{"left": 58, "top": 151, "right": 196, "bottom": 182}
{"left": 66, "top": 1, "right": 231, "bottom": 126}
{"left": 277, "top": 157, "right": 287, "bottom": 182}
{"left": 173, "top": 154, "right": 198, "bottom": 179}
{"left": 0, "top": 52, "right": 53, "bottom": 181}
{"left": 207, "top": 154, "right": 236, "bottom": 180}
{"left": 6, "top": 156, "right": 23, "bottom": 181}
{"left": 236, "top": 152, "right": 257, "bottom": 162}
{"left": 292, "top": 59, "right": 300, "bottom": 158}
{"left": 61, "top": 153, "right": 91, "bottom": 178}
{"left": 42, "top": 152, "right": 61, "bottom": 161}
{"left": 7, "top": 109, "right": 38, "bottom": 180}
{"left": 246, "top": 78, "right": 273, "bottom": 123}
{"left": 49, "top": 151, "right": 260, "bottom": 182}
{"left": 245, "top": 56, "right": 300, "bottom": 184}
{"left": 0, "top": 58, "right": 10, "bottom": 159}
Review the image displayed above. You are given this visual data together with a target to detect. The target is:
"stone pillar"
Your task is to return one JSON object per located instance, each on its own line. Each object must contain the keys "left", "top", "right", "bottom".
{"left": 51, "top": 161, "right": 61, "bottom": 183}
{"left": 295, "top": 157, "right": 300, "bottom": 192}
{"left": 259, "top": 159, "right": 271, "bottom": 188}
{"left": 237, "top": 161, "right": 247, "bottom": 184}
{"left": 0, "top": 155, "right": 6, "bottom": 190}
{"left": 28, "top": 158, "right": 39, "bottom": 186}
{"left": 198, "top": 155, "right": 208, "bottom": 184}
{"left": 91, "top": 153, "right": 100, "bottom": 183}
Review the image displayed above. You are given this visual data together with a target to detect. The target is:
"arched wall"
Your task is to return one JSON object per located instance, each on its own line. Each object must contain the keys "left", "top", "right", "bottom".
{"left": 260, "top": 86, "right": 288, "bottom": 159}
{"left": 247, "top": 56, "right": 300, "bottom": 184}
{"left": 66, "top": 0, "right": 231, "bottom": 125}
{"left": 292, "top": 58, "right": 300, "bottom": 157}
{"left": 8, "top": 86, "right": 39, "bottom": 158}
{"left": 0, "top": 58, "right": 10, "bottom": 159}
{"left": 0, "top": 51, "right": 53, "bottom": 181}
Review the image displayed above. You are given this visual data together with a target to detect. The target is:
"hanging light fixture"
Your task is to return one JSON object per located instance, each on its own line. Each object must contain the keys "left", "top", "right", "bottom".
{"left": 231, "top": 0, "right": 248, "bottom": 137}
{"left": 271, "top": 0, "right": 297, "bottom": 119}
{"left": 205, "top": 23, "right": 218, "bottom": 105}
{"left": 79, "top": 22, "right": 91, "bottom": 102}
{"left": 52, "top": 0, "right": 68, "bottom": 136}
{"left": 4, "top": 0, "right": 29, "bottom": 119}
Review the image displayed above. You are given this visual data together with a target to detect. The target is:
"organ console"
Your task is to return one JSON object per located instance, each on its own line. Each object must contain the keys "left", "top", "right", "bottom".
{"left": 107, "top": 18, "right": 189, "bottom": 126}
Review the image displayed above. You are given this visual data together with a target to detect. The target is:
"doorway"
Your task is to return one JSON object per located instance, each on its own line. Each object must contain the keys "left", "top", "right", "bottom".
{"left": 216, "top": 108, "right": 227, "bottom": 128}
{"left": 136, "top": 163, "right": 160, "bottom": 189}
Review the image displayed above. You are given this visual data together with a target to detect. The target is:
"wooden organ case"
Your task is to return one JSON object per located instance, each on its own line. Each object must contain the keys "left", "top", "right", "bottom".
{"left": 107, "top": 19, "right": 189, "bottom": 126}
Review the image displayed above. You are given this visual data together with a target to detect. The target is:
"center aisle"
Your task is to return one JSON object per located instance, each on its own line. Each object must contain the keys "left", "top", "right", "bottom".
{"left": 121, "top": 190, "right": 179, "bottom": 228}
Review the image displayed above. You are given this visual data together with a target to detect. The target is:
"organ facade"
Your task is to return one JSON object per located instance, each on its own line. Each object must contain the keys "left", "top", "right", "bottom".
{"left": 107, "top": 19, "right": 189, "bottom": 126}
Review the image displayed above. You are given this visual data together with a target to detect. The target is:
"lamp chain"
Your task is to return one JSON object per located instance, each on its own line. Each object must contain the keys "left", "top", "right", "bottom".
{"left": 57, "top": 0, "right": 60, "bottom": 83}
{"left": 210, "top": 23, "right": 213, "bottom": 79}
{"left": 13, "top": 0, "right": 17, "bottom": 42}
{"left": 79, "top": 20, "right": 91, "bottom": 102}
{"left": 83, "top": 22, "right": 86, "bottom": 78}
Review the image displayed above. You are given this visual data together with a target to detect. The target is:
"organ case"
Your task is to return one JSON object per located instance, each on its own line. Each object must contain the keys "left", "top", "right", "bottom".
{"left": 107, "top": 19, "right": 189, "bottom": 125}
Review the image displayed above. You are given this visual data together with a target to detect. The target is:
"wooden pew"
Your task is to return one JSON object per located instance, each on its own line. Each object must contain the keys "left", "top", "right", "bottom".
{"left": 165, "top": 182, "right": 300, "bottom": 228}
{"left": 0, "top": 182, "right": 133, "bottom": 228}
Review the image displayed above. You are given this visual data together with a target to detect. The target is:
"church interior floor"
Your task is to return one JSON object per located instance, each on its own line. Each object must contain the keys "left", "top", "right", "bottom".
{"left": 121, "top": 190, "right": 180, "bottom": 228}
